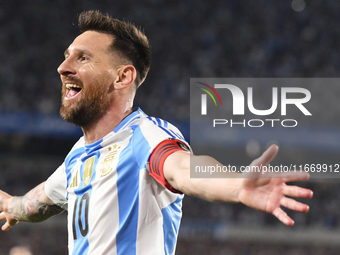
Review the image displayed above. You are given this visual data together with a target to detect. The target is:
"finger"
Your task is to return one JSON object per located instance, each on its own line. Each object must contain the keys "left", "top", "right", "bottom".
{"left": 262, "top": 171, "right": 309, "bottom": 180}
{"left": 252, "top": 144, "right": 278, "bottom": 167}
{"left": 283, "top": 185, "right": 313, "bottom": 199}
{"left": 272, "top": 207, "right": 294, "bottom": 226}
{"left": 280, "top": 196, "right": 310, "bottom": 213}
{"left": 1, "top": 221, "right": 12, "bottom": 232}
{"left": 282, "top": 172, "right": 310, "bottom": 182}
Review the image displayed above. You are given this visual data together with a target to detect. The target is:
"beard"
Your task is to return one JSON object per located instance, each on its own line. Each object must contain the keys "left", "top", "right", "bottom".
{"left": 60, "top": 78, "right": 111, "bottom": 127}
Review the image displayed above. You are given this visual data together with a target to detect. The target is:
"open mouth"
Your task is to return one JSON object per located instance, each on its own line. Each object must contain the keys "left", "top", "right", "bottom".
{"left": 65, "top": 84, "right": 82, "bottom": 99}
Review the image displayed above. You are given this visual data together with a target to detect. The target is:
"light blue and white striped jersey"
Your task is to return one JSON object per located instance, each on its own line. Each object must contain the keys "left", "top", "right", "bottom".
{"left": 45, "top": 108, "right": 190, "bottom": 255}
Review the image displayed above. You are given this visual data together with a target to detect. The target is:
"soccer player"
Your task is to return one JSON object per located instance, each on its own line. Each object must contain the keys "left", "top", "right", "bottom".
{"left": 0, "top": 10, "right": 313, "bottom": 254}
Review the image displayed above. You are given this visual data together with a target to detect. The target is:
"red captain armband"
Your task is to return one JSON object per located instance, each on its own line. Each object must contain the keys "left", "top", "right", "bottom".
{"left": 149, "top": 139, "right": 190, "bottom": 194}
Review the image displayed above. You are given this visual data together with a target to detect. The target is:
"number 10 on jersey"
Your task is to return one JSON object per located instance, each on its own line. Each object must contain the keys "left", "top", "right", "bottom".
{"left": 72, "top": 192, "right": 90, "bottom": 240}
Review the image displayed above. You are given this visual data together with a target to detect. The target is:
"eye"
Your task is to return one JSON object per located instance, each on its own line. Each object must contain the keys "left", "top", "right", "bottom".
{"left": 80, "top": 55, "right": 88, "bottom": 61}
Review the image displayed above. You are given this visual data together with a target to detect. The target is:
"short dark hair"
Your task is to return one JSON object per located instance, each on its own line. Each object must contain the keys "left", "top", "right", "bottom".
{"left": 78, "top": 10, "right": 151, "bottom": 88}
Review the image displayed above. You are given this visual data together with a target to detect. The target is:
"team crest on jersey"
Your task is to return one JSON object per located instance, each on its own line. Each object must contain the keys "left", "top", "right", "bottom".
{"left": 100, "top": 144, "right": 121, "bottom": 177}
{"left": 84, "top": 156, "right": 95, "bottom": 186}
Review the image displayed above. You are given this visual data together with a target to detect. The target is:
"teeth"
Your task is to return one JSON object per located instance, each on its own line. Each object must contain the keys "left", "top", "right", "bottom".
{"left": 66, "top": 84, "right": 81, "bottom": 89}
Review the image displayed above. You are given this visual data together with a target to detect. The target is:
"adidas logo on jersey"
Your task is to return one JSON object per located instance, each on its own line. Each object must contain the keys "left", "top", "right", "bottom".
{"left": 70, "top": 170, "right": 79, "bottom": 188}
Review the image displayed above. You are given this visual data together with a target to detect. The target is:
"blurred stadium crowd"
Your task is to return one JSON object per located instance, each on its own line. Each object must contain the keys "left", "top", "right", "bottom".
{"left": 1, "top": 0, "right": 340, "bottom": 119}
{"left": 1, "top": 0, "right": 340, "bottom": 254}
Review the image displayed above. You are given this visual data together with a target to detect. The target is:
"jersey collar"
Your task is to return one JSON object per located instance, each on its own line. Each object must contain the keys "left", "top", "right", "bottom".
{"left": 113, "top": 107, "right": 144, "bottom": 133}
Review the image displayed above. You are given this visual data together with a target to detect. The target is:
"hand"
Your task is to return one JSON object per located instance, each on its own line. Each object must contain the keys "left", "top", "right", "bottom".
{"left": 0, "top": 190, "right": 18, "bottom": 231}
{"left": 238, "top": 145, "right": 313, "bottom": 226}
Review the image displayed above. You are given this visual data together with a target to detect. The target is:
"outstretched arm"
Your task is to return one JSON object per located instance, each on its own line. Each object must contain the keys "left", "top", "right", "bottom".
{"left": 163, "top": 145, "right": 313, "bottom": 226}
{"left": 0, "top": 182, "right": 64, "bottom": 231}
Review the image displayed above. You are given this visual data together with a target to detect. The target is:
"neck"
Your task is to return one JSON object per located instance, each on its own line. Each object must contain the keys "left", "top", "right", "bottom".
{"left": 81, "top": 101, "right": 133, "bottom": 145}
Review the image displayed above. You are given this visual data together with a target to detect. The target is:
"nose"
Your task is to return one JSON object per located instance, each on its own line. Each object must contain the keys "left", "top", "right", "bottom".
{"left": 57, "top": 57, "right": 76, "bottom": 76}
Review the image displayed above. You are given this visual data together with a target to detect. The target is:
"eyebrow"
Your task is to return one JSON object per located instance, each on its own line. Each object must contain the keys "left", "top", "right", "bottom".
{"left": 64, "top": 48, "right": 93, "bottom": 57}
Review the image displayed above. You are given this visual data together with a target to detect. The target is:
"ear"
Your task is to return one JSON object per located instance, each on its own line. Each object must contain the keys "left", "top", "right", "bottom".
{"left": 114, "top": 65, "right": 137, "bottom": 90}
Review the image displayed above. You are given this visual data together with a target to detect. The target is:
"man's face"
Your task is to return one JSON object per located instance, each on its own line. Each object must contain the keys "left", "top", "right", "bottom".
{"left": 58, "top": 31, "right": 117, "bottom": 127}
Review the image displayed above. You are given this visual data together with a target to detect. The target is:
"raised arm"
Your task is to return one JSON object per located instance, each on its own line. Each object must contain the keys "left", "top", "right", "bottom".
{"left": 163, "top": 144, "right": 313, "bottom": 226}
{"left": 0, "top": 182, "right": 64, "bottom": 231}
